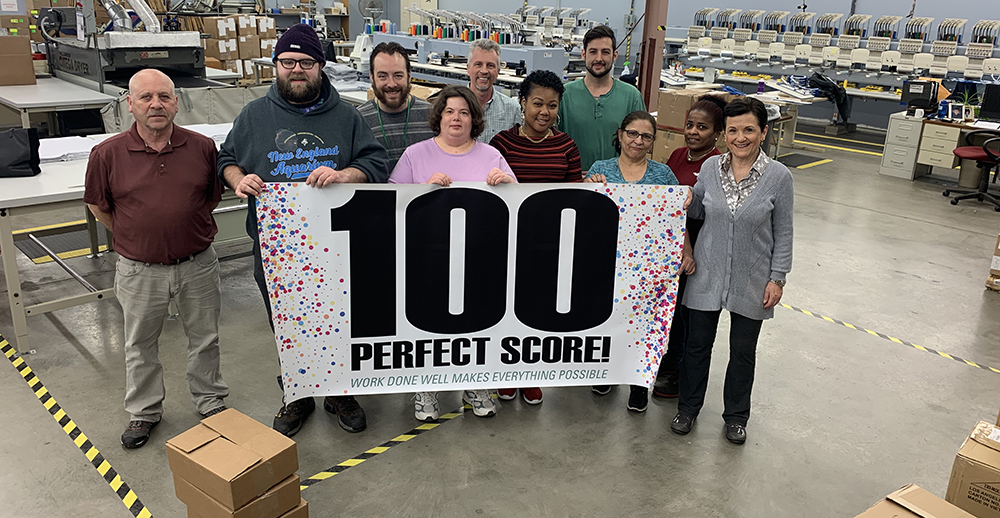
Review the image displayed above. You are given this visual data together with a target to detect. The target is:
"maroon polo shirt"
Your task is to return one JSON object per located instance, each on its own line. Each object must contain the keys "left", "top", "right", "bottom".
{"left": 84, "top": 123, "right": 222, "bottom": 263}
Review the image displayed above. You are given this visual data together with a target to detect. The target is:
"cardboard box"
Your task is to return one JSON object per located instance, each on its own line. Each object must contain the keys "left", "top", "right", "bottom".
{"left": 946, "top": 421, "right": 1000, "bottom": 518}
{"left": 238, "top": 35, "right": 260, "bottom": 59}
{"left": 175, "top": 473, "right": 300, "bottom": 518}
{"left": 203, "top": 38, "right": 237, "bottom": 61}
{"left": 655, "top": 89, "right": 733, "bottom": 132}
{"left": 49, "top": 0, "right": 73, "bottom": 7}
{"left": 255, "top": 16, "right": 276, "bottom": 38}
{"left": 0, "top": 36, "right": 36, "bottom": 86}
{"left": 218, "top": 59, "right": 241, "bottom": 76}
{"left": 204, "top": 56, "right": 222, "bottom": 69}
{"left": 242, "top": 59, "right": 256, "bottom": 79}
{"left": 855, "top": 484, "right": 974, "bottom": 517}
{"left": 260, "top": 38, "right": 276, "bottom": 60}
{"left": 203, "top": 15, "right": 237, "bottom": 39}
{"left": 235, "top": 14, "right": 257, "bottom": 36}
{"left": 28, "top": 0, "right": 52, "bottom": 14}
{"left": 165, "top": 409, "right": 298, "bottom": 511}
{"left": 1, "top": 16, "right": 31, "bottom": 31}
{"left": 28, "top": 24, "right": 44, "bottom": 42}
{"left": 191, "top": 499, "right": 309, "bottom": 518}
{"left": 650, "top": 129, "right": 686, "bottom": 163}
{"left": 990, "top": 234, "right": 1000, "bottom": 277}
{"left": 989, "top": 275, "right": 1000, "bottom": 292}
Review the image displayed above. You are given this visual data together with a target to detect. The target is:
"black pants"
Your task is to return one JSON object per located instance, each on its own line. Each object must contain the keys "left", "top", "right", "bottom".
{"left": 659, "top": 220, "right": 702, "bottom": 376}
{"left": 252, "top": 241, "right": 275, "bottom": 333}
{"left": 678, "top": 308, "right": 763, "bottom": 426}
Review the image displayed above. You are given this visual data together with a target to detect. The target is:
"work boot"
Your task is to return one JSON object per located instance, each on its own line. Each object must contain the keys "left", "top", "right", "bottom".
{"left": 272, "top": 375, "right": 315, "bottom": 437}
{"left": 324, "top": 395, "right": 367, "bottom": 433}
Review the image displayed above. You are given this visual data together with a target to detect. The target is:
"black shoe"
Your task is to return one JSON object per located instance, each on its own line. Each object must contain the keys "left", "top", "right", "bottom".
{"left": 324, "top": 395, "right": 367, "bottom": 433}
{"left": 121, "top": 419, "right": 159, "bottom": 449}
{"left": 591, "top": 385, "right": 612, "bottom": 396}
{"left": 200, "top": 405, "right": 227, "bottom": 418}
{"left": 652, "top": 372, "right": 679, "bottom": 399}
{"left": 725, "top": 423, "right": 747, "bottom": 445}
{"left": 627, "top": 386, "right": 648, "bottom": 413}
{"left": 670, "top": 413, "right": 695, "bottom": 435}
{"left": 273, "top": 375, "right": 315, "bottom": 437}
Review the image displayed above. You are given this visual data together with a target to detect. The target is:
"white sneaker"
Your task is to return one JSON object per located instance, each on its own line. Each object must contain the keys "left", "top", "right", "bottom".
{"left": 462, "top": 389, "right": 497, "bottom": 418}
{"left": 413, "top": 392, "right": 440, "bottom": 421}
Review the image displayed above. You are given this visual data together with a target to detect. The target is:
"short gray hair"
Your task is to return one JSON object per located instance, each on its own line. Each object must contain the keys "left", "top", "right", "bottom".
{"left": 468, "top": 38, "right": 501, "bottom": 63}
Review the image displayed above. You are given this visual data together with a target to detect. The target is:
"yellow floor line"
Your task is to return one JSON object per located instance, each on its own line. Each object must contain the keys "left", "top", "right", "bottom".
{"left": 793, "top": 140, "right": 884, "bottom": 156}
{"left": 797, "top": 131, "right": 885, "bottom": 147}
{"left": 797, "top": 159, "right": 834, "bottom": 169}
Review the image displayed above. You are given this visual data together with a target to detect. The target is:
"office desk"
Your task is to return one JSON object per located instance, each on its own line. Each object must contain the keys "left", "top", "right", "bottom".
{"left": 0, "top": 78, "right": 117, "bottom": 129}
{"left": 878, "top": 112, "right": 991, "bottom": 182}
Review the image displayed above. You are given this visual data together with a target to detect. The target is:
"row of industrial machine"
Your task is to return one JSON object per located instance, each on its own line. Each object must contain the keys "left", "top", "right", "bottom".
{"left": 669, "top": 9, "right": 1000, "bottom": 84}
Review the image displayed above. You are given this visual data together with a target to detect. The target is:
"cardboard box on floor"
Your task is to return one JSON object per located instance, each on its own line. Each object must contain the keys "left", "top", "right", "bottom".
{"left": 855, "top": 484, "right": 974, "bottom": 517}
{"left": 0, "top": 35, "right": 36, "bottom": 86}
{"left": 987, "top": 234, "right": 1000, "bottom": 291}
{"left": 166, "top": 409, "right": 298, "bottom": 511}
{"left": 946, "top": 421, "right": 1000, "bottom": 517}
{"left": 191, "top": 499, "right": 309, "bottom": 518}
{"left": 655, "top": 89, "right": 733, "bottom": 132}
{"left": 175, "top": 473, "right": 300, "bottom": 518}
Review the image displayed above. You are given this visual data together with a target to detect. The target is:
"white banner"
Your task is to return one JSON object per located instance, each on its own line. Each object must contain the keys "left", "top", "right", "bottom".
{"left": 257, "top": 182, "right": 686, "bottom": 402}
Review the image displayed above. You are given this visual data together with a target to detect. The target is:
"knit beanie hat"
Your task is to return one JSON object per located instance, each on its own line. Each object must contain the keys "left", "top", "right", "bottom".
{"left": 273, "top": 24, "right": 326, "bottom": 64}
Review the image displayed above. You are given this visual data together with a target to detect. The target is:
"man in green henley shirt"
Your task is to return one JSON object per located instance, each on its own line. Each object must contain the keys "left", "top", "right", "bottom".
{"left": 558, "top": 25, "right": 646, "bottom": 172}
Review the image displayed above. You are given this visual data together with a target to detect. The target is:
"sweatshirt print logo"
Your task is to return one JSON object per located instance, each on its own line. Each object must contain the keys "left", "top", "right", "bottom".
{"left": 268, "top": 130, "right": 340, "bottom": 180}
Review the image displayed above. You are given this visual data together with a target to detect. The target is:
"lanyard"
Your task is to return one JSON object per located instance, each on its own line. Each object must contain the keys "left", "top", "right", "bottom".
{"left": 376, "top": 96, "right": 412, "bottom": 150}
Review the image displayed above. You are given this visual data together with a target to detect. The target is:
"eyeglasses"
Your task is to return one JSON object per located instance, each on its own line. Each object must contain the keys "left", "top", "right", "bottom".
{"left": 623, "top": 129, "right": 655, "bottom": 142}
{"left": 277, "top": 58, "right": 318, "bottom": 70}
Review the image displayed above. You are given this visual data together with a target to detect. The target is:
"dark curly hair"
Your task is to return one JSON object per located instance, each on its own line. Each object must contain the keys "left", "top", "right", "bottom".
{"left": 612, "top": 110, "right": 657, "bottom": 154}
{"left": 427, "top": 85, "right": 486, "bottom": 139}
{"left": 689, "top": 95, "right": 728, "bottom": 132}
{"left": 518, "top": 70, "right": 565, "bottom": 102}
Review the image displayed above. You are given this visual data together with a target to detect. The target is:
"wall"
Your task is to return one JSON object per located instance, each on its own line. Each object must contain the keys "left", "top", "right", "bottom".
{"left": 665, "top": 0, "right": 990, "bottom": 43}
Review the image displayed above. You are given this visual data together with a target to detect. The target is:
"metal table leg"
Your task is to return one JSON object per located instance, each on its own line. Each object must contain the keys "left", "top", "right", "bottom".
{"left": 0, "top": 208, "right": 33, "bottom": 354}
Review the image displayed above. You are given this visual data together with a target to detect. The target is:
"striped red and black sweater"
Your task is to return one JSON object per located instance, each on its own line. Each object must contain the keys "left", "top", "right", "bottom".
{"left": 489, "top": 125, "right": 583, "bottom": 183}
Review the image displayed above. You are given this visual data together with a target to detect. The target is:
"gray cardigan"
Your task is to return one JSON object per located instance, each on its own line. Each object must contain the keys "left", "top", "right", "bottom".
{"left": 683, "top": 154, "right": 794, "bottom": 321}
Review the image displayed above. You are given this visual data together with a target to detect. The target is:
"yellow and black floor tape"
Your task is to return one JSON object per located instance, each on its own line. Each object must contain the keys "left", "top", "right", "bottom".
{"left": 1, "top": 338, "right": 153, "bottom": 518}
{"left": 780, "top": 303, "right": 1000, "bottom": 375}
{"left": 300, "top": 408, "right": 465, "bottom": 491}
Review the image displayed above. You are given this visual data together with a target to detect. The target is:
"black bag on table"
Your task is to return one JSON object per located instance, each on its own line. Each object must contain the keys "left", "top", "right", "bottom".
{"left": 0, "top": 128, "right": 41, "bottom": 178}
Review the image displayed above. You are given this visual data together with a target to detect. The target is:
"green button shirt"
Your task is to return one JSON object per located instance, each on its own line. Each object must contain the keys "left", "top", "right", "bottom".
{"left": 557, "top": 78, "right": 646, "bottom": 171}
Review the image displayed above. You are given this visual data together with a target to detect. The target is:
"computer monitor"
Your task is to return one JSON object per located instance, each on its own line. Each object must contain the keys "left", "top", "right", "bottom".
{"left": 901, "top": 80, "right": 938, "bottom": 115}
{"left": 979, "top": 84, "right": 1000, "bottom": 122}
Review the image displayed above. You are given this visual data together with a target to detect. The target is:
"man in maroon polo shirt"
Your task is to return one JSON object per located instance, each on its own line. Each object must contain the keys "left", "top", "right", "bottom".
{"left": 84, "top": 68, "right": 229, "bottom": 449}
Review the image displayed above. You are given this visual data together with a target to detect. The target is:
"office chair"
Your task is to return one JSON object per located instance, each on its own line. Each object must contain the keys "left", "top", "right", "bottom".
{"left": 944, "top": 129, "right": 1000, "bottom": 211}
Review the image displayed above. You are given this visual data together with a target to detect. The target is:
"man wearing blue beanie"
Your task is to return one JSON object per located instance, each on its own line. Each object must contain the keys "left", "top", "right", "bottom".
{"left": 219, "top": 24, "right": 388, "bottom": 437}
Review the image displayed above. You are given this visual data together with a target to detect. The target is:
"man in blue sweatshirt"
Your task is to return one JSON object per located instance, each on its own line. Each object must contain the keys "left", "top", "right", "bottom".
{"left": 218, "top": 24, "right": 389, "bottom": 437}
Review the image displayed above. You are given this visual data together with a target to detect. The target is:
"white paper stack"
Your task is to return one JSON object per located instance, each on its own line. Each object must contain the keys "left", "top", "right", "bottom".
{"left": 38, "top": 136, "right": 99, "bottom": 163}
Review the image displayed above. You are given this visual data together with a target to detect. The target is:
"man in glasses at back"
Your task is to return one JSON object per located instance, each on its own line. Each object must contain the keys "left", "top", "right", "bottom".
{"left": 218, "top": 24, "right": 388, "bottom": 438}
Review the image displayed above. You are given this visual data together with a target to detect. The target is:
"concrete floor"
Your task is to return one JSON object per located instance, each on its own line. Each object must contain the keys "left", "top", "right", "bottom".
{"left": 1, "top": 142, "right": 1000, "bottom": 518}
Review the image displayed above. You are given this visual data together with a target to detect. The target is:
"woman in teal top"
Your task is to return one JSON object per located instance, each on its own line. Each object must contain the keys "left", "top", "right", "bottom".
{"left": 583, "top": 110, "right": 681, "bottom": 413}
{"left": 584, "top": 110, "right": 679, "bottom": 186}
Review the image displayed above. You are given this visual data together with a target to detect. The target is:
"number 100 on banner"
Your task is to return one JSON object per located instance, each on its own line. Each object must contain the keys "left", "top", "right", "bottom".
{"left": 257, "top": 182, "right": 687, "bottom": 401}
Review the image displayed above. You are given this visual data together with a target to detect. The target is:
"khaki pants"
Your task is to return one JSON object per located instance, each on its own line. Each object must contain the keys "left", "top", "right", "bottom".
{"left": 114, "top": 245, "right": 229, "bottom": 422}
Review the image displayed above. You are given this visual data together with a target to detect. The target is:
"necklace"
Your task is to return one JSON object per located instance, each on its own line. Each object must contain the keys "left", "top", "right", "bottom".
{"left": 519, "top": 125, "right": 552, "bottom": 143}
{"left": 687, "top": 147, "right": 713, "bottom": 162}
{"left": 376, "top": 96, "right": 412, "bottom": 151}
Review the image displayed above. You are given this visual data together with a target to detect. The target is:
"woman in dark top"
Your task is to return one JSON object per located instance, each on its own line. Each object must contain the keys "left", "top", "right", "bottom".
{"left": 653, "top": 96, "right": 728, "bottom": 400}
{"left": 490, "top": 70, "right": 582, "bottom": 185}
{"left": 489, "top": 70, "right": 582, "bottom": 406}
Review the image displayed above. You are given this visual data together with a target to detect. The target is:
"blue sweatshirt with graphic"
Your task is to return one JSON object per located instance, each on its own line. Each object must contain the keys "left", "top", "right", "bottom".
{"left": 218, "top": 74, "right": 389, "bottom": 242}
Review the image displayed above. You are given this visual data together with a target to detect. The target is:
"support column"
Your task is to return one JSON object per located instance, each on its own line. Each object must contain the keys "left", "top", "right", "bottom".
{"left": 637, "top": 0, "right": 669, "bottom": 112}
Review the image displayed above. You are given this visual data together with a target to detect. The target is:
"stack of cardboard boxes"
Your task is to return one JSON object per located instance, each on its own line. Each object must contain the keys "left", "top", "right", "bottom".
{"left": 651, "top": 89, "right": 732, "bottom": 164}
{"left": 987, "top": 234, "right": 1000, "bottom": 291}
{"left": 201, "top": 15, "right": 277, "bottom": 82}
{"left": 1, "top": 15, "right": 30, "bottom": 38}
{"left": 166, "top": 409, "right": 308, "bottom": 518}
{"left": 0, "top": 33, "right": 36, "bottom": 86}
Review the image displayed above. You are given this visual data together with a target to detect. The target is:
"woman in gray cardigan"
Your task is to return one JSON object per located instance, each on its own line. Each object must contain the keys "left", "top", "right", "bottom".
{"left": 669, "top": 97, "right": 793, "bottom": 445}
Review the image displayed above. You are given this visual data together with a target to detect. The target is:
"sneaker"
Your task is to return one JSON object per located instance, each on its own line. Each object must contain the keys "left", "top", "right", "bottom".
{"left": 462, "top": 389, "right": 497, "bottom": 417}
{"left": 497, "top": 388, "right": 517, "bottom": 400}
{"left": 273, "top": 375, "right": 315, "bottom": 437}
{"left": 652, "top": 371, "right": 679, "bottom": 399}
{"left": 591, "top": 385, "right": 612, "bottom": 396}
{"left": 324, "top": 395, "right": 367, "bottom": 433}
{"left": 414, "top": 392, "right": 440, "bottom": 421}
{"left": 627, "top": 386, "right": 648, "bottom": 413}
{"left": 670, "top": 413, "right": 695, "bottom": 435}
{"left": 121, "top": 419, "right": 159, "bottom": 449}
{"left": 200, "top": 405, "right": 228, "bottom": 419}
{"left": 725, "top": 422, "right": 747, "bottom": 445}
{"left": 521, "top": 387, "right": 543, "bottom": 405}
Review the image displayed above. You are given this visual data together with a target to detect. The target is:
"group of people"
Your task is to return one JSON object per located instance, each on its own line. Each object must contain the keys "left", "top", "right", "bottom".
{"left": 83, "top": 22, "right": 792, "bottom": 450}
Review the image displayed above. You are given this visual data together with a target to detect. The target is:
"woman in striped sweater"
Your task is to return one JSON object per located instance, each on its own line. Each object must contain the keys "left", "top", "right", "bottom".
{"left": 488, "top": 70, "right": 582, "bottom": 406}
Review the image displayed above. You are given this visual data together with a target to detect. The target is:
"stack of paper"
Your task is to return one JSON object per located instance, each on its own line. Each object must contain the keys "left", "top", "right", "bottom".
{"left": 38, "top": 136, "right": 98, "bottom": 163}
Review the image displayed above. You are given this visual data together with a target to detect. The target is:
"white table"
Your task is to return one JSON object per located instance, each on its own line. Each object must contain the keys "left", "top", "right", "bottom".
{"left": 0, "top": 123, "right": 246, "bottom": 353}
{"left": 0, "top": 77, "right": 117, "bottom": 129}
{"left": 204, "top": 66, "right": 242, "bottom": 83}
